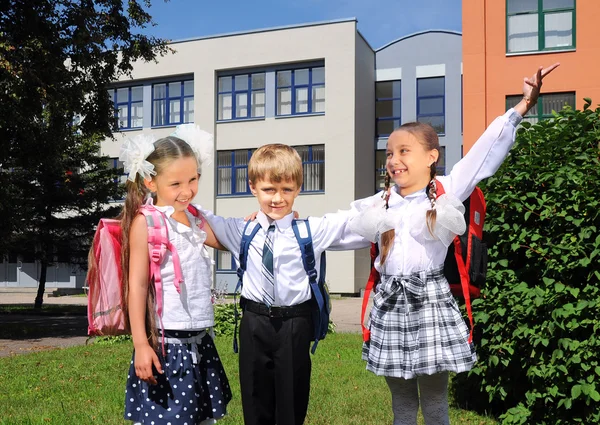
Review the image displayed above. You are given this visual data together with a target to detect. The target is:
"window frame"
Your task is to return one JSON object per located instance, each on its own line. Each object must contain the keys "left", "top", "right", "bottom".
{"left": 375, "top": 80, "right": 402, "bottom": 139}
{"left": 276, "top": 66, "right": 325, "bottom": 116}
{"left": 151, "top": 79, "right": 194, "bottom": 127}
{"left": 109, "top": 86, "right": 143, "bottom": 130}
{"left": 296, "top": 145, "right": 325, "bottom": 193}
{"left": 505, "top": 91, "right": 576, "bottom": 122}
{"left": 506, "top": 0, "right": 576, "bottom": 54}
{"left": 216, "top": 149, "right": 254, "bottom": 197}
{"left": 217, "top": 73, "right": 266, "bottom": 121}
{"left": 416, "top": 76, "right": 446, "bottom": 135}
{"left": 216, "top": 249, "right": 236, "bottom": 272}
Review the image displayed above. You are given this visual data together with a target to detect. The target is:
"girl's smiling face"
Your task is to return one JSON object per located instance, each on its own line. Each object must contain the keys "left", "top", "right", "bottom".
{"left": 144, "top": 155, "right": 199, "bottom": 214}
{"left": 386, "top": 130, "right": 439, "bottom": 196}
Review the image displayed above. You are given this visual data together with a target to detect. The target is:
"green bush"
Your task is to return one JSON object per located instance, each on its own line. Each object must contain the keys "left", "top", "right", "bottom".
{"left": 452, "top": 100, "right": 600, "bottom": 424}
{"left": 213, "top": 302, "right": 237, "bottom": 337}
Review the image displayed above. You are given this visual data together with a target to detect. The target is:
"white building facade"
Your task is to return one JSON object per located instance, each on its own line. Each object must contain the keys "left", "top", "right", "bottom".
{"left": 2, "top": 20, "right": 464, "bottom": 294}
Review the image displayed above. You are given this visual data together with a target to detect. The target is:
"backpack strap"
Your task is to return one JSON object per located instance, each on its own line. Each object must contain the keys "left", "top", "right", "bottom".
{"left": 291, "top": 219, "right": 327, "bottom": 354}
{"left": 435, "top": 179, "right": 475, "bottom": 343}
{"left": 361, "top": 243, "right": 380, "bottom": 342}
{"left": 232, "top": 220, "right": 261, "bottom": 353}
{"left": 139, "top": 203, "right": 185, "bottom": 355}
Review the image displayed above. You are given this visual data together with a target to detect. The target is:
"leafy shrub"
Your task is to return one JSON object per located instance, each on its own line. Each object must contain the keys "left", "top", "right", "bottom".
{"left": 213, "top": 302, "right": 237, "bottom": 337}
{"left": 452, "top": 100, "right": 600, "bottom": 424}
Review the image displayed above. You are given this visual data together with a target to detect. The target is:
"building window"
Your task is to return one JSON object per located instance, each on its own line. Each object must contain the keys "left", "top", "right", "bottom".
{"left": 216, "top": 145, "right": 325, "bottom": 196}
{"left": 436, "top": 146, "right": 446, "bottom": 176}
{"left": 375, "top": 150, "right": 388, "bottom": 192}
{"left": 376, "top": 80, "right": 401, "bottom": 139}
{"left": 296, "top": 145, "right": 325, "bottom": 192}
{"left": 417, "top": 77, "right": 445, "bottom": 134}
{"left": 218, "top": 73, "right": 266, "bottom": 120}
{"left": 506, "top": 0, "right": 575, "bottom": 53}
{"left": 216, "top": 149, "right": 254, "bottom": 196}
{"left": 108, "top": 86, "right": 143, "bottom": 130}
{"left": 506, "top": 92, "right": 575, "bottom": 124}
{"left": 152, "top": 80, "right": 194, "bottom": 127}
{"left": 216, "top": 250, "right": 235, "bottom": 271}
{"left": 276, "top": 66, "right": 325, "bottom": 116}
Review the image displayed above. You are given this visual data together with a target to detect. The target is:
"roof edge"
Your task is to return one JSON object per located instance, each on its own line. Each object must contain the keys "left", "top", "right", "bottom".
{"left": 375, "top": 29, "right": 462, "bottom": 52}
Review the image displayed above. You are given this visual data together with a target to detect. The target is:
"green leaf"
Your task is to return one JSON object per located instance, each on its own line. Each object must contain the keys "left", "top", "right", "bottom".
{"left": 571, "top": 384, "right": 582, "bottom": 399}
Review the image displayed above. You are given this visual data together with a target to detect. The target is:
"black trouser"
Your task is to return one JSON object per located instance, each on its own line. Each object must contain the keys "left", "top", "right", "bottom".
{"left": 239, "top": 298, "right": 313, "bottom": 425}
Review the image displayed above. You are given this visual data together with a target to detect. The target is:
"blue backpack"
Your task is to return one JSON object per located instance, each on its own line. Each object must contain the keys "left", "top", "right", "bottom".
{"left": 233, "top": 219, "right": 331, "bottom": 354}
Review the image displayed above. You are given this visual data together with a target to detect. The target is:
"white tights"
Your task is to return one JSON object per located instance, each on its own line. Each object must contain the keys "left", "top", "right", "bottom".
{"left": 385, "top": 372, "right": 450, "bottom": 425}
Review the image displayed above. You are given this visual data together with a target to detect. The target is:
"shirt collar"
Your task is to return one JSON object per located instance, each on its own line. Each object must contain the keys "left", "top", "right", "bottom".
{"left": 387, "top": 185, "right": 427, "bottom": 207}
{"left": 256, "top": 210, "right": 294, "bottom": 232}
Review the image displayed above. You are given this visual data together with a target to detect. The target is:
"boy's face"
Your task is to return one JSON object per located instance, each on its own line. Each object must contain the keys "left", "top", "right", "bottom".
{"left": 250, "top": 176, "right": 301, "bottom": 221}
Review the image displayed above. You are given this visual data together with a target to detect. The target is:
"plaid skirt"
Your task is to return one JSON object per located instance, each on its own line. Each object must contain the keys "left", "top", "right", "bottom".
{"left": 362, "top": 266, "right": 477, "bottom": 379}
{"left": 124, "top": 330, "right": 232, "bottom": 424}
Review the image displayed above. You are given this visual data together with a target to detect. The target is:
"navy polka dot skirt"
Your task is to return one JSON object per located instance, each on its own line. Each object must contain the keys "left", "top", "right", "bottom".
{"left": 124, "top": 330, "right": 232, "bottom": 424}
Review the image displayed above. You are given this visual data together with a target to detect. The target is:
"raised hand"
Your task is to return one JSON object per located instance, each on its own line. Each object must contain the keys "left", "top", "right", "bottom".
{"left": 522, "top": 63, "right": 560, "bottom": 110}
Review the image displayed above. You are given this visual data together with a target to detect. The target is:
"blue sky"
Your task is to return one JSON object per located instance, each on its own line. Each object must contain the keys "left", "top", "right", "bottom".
{"left": 141, "top": 0, "right": 462, "bottom": 49}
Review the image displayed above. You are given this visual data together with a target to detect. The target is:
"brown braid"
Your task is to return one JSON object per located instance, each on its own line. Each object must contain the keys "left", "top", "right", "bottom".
{"left": 379, "top": 172, "right": 395, "bottom": 265}
{"left": 425, "top": 163, "right": 438, "bottom": 236}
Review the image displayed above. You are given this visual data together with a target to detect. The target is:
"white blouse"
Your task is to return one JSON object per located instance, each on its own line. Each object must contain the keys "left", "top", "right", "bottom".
{"left": 351, "top": 108, "right": 523, "bottom": 276}
{"left": 152, "top": 204, "right": 214, "bottom": 330}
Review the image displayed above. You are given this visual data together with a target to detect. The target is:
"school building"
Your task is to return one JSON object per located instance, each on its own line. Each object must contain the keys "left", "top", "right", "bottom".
{"left": 462, "top": 0, "right": 600, "bottom": 150}
{"left": 1, "top": 19, "right": 465, "bottom": 293}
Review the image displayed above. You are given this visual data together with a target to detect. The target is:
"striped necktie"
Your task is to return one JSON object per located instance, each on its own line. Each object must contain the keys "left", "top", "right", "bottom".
{"left": 261, "top": 224, "right": 276, "bottom": 307}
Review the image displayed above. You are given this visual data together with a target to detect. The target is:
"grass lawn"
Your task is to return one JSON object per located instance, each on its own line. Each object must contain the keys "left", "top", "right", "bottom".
{"left": 0, "top": 333, "right": 498, "bottom": 425}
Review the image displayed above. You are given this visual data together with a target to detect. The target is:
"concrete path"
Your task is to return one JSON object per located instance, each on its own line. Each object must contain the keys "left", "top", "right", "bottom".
{"left": 0, "top": 289, "right": 370, "bottom": 357}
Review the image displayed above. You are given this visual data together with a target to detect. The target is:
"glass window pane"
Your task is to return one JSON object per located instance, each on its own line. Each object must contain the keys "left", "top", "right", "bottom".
{"left": 296, "top": 87, "right": 308, "bottom": 113}
{"left": 419, "top": 97, "right": 444, "bottom": 115}
{"left": 235, "top": 75, "right": 248, "bottom": 91}
{"left": 544, "top": 11, "right": 573, "bottom": 48}
{"left": 303, "top": 162, "right": 324, "bottom": 191}
{"left": 236, "top": 92, "right": 248, "bottom": 118}
{"left": 377, "top": 119, "right": 400, "bottom": 136}
{"left": 507, "top": 14, "right": 539, "bottom": 52}
{"left": 251, "top": 90, "right": 265, "bottom": 117}
{"left": 277, "top": 88, "right": 292, "bottom": 115}
{"left": 169, "top": 99, "right": 180, "bottom": 123}
{"left": 252, "top": 73, "right": 265, "bottom": 90}
{"left": 116, "top": 88, "right": 128, "bottom": 103}
{"left": 218, "top": 94, "right": 232, "bottom": 120}
{"left": 376, "top": 100, "right": 398, "bottom": 118}
{"left": 217, "top": 167, "right": 232, "bottom": 195}
{"left": 295, "top": 146, "right": 309, "bottom": 162}
{"left": 235, "top": 168, "right": 248, "bottom": 192}
{"left": 118, "top": 105, "right": 128, "bottom": 128}
{"left": 217, "top": 151, "right": 232, "bottom": 167}
{"left": 418, "top": 78, "right": 444, "bottom": 97}
{"left": 218, "top": 250, "right": 233, "bottom": 270}
{"left": 184, "top": 80, "right": 194, "bottom": 96}
{"left": 295, "top": 69, "right": 309, "bottom": 86}
{"left": 542, "top": 92, "right": 575, "bottom": 115}
{"left": 277, "top": 71, "right": 291, "bottom": 87}
{"left": 312, "top": 67, "right": 325, "bottom": 85}
{"left": 507, "top": 0, "right": 538, "bottom": 14}
{"left": 312, "top": 86, "right": 325, "bottom": 113}
{"left": 219, "top": 76, "right": 232, "bottom": 93}
{"left": 543, "top": 0, "right": 574, "bottom": 10}
{"left": 312, "top": 145, "right": 324, "bottom": 161}
{"left": 376, "top": 81, "right": 394, "bottom": 99}
{"left": 418, "top": 115, "right": 445, "bottom": 134}
{"left": 153, "top": 99, "right": 166, "bottom": 126}
{"left": 131, "top": 103, "right": 143, "bottom": 127}
{"left": 234, "top": 150, "right": 248, "bottom": 166}
{"left": 153, "top": 83, "right": 166, "bottom": 99}
{"left": 168, "top": 82, "right": 181, "bottom": 98}
{"left": 184, "top": 98, "right": 194, "bottom": 123}
{"left": 131, "top": 86, "right": 143, "bottom": 102}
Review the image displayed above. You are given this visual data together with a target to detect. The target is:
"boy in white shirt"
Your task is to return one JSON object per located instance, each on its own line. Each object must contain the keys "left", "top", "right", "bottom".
{"left": 202, "top": 143, "right": 368, "bottom": 425}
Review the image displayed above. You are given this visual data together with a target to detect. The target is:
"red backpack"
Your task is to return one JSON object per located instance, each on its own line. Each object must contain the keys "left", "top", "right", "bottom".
{"left": 86, "top": 203, "right": 201, "bottom": 350}
{"left": 361, "top": 180, "right": 487, "bottom": 343}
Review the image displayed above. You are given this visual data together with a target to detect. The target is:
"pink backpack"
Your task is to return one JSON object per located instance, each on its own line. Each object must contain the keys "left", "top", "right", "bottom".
{"left": 86, "top": 202, "right": 201, "bottom": 346}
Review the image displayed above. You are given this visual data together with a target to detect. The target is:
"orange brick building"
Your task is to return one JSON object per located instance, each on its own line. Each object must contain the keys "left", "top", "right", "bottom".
{"left": 462, "top": 0, "right": 600, "bottom": 151}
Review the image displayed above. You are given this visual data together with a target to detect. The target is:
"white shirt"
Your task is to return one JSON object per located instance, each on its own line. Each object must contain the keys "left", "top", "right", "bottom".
{"left": 351, "top": 108, "right": 523, "bottom": 276}
{"left": 201, "top": 209, "right": 370, "bottom": 306}
{"left": 152, "top": 204, "right": 214, "bottom": 330}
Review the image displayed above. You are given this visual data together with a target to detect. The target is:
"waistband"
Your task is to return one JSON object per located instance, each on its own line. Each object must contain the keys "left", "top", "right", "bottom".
{"left": 241, "top": 297, "right": 312, "bottom": 318}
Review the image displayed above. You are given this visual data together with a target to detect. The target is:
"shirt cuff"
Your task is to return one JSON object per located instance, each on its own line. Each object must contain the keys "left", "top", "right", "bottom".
{"left": 505, "top": 108, "right": 523, "bottom": 128}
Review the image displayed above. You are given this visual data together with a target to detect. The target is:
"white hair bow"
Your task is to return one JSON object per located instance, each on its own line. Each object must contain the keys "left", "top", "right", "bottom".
{"left": 119, "top": 134, "right": 157, "bottom": 182}
{"left": 172, "top": 124, "right": 214, "bottom": 173}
